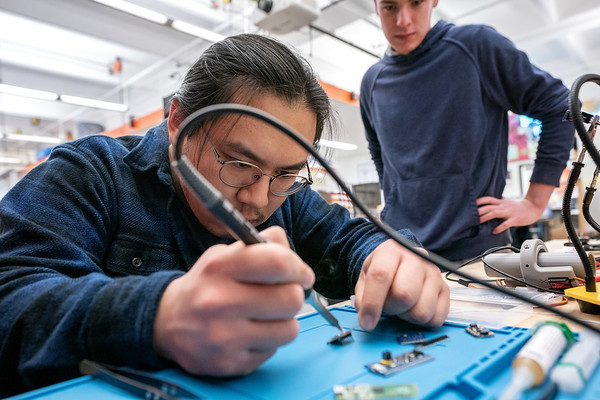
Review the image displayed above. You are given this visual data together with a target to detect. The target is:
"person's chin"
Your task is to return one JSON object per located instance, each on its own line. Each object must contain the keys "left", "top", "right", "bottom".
{"left": 392, "top": 37, "right": 418, "bottom": 54}
{"left": 202, "top": 222, "right": 231, "bottom": 238}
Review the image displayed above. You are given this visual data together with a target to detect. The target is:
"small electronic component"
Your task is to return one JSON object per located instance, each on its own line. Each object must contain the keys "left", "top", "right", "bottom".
{"left": 396, "top": 332, "right": 426, "bottom": 345}
{"left": 366, "top": 350, "right": 434, "bottom": 377}
{"left": 333, "top": 383, "right": 418, "bottom": 399}
{"left": 414, "top": 334, "right": 449, "bottom": 348}
{"left": 465, "top": 323, "right": 494, "bottom": 338}
{"left": 328, "top": 330, "right": 354, "bottom": 345}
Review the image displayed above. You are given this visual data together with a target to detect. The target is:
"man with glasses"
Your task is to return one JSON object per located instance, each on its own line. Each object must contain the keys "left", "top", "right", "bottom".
{"left": 208, "top": 142, "right": 313, "bottom": 196}
{"left": 0, "top": 34, "right": 449, "bottom": 396}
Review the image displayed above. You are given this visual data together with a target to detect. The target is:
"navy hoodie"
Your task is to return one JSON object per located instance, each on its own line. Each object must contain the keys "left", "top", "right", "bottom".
{"left": 360, "top": 20, "right": 574, "bottom": 260}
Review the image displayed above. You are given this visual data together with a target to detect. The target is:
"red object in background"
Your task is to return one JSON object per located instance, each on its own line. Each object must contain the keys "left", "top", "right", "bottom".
{"left": 508, "top": 113, "right": 530, "bottom": 161}
{"left": 110, "top": 57, "right": 122, "bottom": 74}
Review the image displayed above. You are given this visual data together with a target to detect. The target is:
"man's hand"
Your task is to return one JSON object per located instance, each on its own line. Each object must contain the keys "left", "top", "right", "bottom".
{"left": 477, "top": 182, "right": 555, "bottom": 234}
{"left": 477, "top": 196, "right": 545, "bottom": 234}
{"left": 153, "top": 226, "right": 314, "bottom": 377}
{"left": 353, "top": 240, "right": 449, "bottom": 331}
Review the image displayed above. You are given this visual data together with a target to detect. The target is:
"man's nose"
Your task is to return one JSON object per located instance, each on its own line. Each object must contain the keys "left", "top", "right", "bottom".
{"left": 236, "top": 176, "right": 271, "bottom": 209}
{"left": 395, "top": 6, "right": 412, "bottom": 27}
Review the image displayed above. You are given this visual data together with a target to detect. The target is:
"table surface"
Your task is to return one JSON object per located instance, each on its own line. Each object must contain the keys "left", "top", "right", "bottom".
{"left": 445, "top": 239, "right": 600, "bottom": 331}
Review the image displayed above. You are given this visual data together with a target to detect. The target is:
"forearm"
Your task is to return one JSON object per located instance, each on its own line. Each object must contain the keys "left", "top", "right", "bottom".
{"left": 0, "top": 267, "right": 180, "bottom": 395}
{"left": 524, "top": 181, "right": 555, "bottom": 213}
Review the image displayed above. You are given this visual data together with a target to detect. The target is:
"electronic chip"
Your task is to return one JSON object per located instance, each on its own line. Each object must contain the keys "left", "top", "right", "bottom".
{"left": 366, "top": 350, "right": 434, "bottom": 377}
{"left": 414, "top": 334, "right": 449, "bottom": 348}
{"left": 328, "top": 330, "right": 354, "bottom": 345}
{"left": 465, "top": 323, "right": 494, "bottom": 338}
{"left": 396, "top": 332, "right": 426, "bottom": 345}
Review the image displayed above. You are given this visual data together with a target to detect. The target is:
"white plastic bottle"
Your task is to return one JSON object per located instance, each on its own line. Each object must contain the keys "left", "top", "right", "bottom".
{"left": 550, "top": 329, "right": 600, "bottom": 394}
{"left": 499, "top": 321, "right": 575, "bottom": 400}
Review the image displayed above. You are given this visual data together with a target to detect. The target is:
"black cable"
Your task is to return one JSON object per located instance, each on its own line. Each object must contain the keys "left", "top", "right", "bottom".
{"left": 446, "top": 245, "right": 564, "bottom": 295}
{"left": 173, "top": 103, "right": 600, "bottom": 335}
{"left": 562, "top": 160, "right": 595, "bottom": 291}
{"left": 568, "top": 74, "right": 600, "bottom": 292}
{"left": 582, "top": 170, "right": 600, "bottom": 233}
{"left": 569, "top": 75, "right": 600, "bottom": 167}
{"left": 444, "top": 245, "right": 516, "bottom": 283}
{"left": 480, "top": 257, "right": 564, "bottom": 295}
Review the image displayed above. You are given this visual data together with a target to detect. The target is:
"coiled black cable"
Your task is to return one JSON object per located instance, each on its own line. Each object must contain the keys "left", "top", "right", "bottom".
{"left": 582, "top": 169, "right": 600, "bottom": 233}
{"left": 567, "top": 74, "right": 600, "bottom": 292}
{"left": 562, "top": 160, "right": 595, "bottom": 291}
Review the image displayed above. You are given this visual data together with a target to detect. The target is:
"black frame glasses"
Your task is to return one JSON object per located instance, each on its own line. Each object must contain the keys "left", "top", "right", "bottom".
{"left": 209, "top": 143, "right": 313, "bottom": 196}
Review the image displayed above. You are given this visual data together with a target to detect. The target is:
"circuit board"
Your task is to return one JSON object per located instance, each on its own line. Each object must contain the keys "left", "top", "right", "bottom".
{"left": 11, "top": 306, "right": 600, "bottom": 400}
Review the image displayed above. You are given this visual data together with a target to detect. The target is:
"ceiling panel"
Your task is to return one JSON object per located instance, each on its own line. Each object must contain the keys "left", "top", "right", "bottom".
{"left": 2, "top": 0, "right": 600, "bottom": 173}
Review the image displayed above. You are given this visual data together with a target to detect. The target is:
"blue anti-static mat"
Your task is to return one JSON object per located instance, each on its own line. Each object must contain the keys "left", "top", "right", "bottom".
{"left": 12, "top": 305, "right": 600, "bottom": 400}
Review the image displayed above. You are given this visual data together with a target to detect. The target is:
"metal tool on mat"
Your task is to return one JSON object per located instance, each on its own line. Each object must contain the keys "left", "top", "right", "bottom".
{"left": 79, "top": 359, "right": 199, "bottom": 400}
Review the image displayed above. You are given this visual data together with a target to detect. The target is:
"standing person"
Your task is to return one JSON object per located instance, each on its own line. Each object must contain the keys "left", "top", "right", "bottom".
{"left": 360, "top": 0, "right": 574, "bottom": 261}
{"left": 0, "top": 33, "right": 449, "bottom": 396}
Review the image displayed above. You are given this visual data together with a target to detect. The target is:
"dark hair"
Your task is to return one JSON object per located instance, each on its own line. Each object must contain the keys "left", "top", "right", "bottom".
{"left": 172, "top": 33, "right": 333, "bottom": 144}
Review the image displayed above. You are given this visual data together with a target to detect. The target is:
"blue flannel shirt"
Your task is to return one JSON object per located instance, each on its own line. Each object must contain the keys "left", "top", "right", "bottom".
{"left": 0, "top": 120, "right": 417, "bottom": 395}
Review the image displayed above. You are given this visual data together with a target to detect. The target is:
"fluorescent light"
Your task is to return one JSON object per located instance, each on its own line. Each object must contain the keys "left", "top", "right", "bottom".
{"left": 171, "top": 20, "right": 225, "bottom": 42}
{"left": 317, "top": 139, "right": 358, "bottom": 151}
{"left": 0, "top": 83, "right": 58, "bottom": 101}
{"left": 0, "top": 84, "right": 127, "bottom": 112}
{"left": 1, "top": 133, "right": 61, "bottom": 144}
{"left": 0, "top": 156, "right": 22, "bottom": 164}
{"left": 60, "top": 95, "right": 128, "bottom": 112}
{"left": 90, "top": 0, "right": 169, "bottom": 24}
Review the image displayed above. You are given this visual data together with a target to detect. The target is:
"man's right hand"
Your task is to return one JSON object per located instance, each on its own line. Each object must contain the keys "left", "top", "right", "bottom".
{"left": 152, "top": 226, "right": 315, "bottom": 376}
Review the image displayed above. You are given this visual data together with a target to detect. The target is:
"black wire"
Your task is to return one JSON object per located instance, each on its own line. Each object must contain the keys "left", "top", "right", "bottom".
{"left": 444, "top": 245, "right": 516, "bottom": 283}
{"left": 561, "top": 160, "right": 595, "bottom": 292}
{"left": 480, "top": 257, "right": 565, "bottom": 295}
{"left": 568, "top": 74, "right": 600, "bottom": 292}
{"left": 444, "top": 245, "right": 564, "bottom": 295}
{"left": 173, "top": 103, "right": 600, "bottom": 335}
{"left": 569, "top": 75, "right": 600, "bottom": 168}
{"left": 583, "top": 184, "right": 600, "bottom": 233}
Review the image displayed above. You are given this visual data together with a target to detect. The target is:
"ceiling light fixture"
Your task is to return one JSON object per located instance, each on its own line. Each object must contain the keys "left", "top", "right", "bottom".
{"left": 89, "top": 0, "right": 225, "bottom": 44}
{"left": 0, "top": 84, "right": 128, "bottom": 112}
{"left": 317, "top": 139, "right": 358, "bottom": 151}
{"left": 171, "top": 20, "right": 226, "bottom": 42}
{"left": 90, "top": 0, "right": 169, "bottom": 24}
{"left": 1, "top": 132, "right": 61, "bottom": 144}
{"left": 59, "top": 95, "right": 128, "bottom": 112}
{"left": 0, "top": 83, "right": 59, "bottom": 101}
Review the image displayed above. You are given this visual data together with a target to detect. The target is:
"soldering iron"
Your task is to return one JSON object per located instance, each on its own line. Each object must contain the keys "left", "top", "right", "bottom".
{"left": 172, "top": 106, "right": 352, "bottom": 345}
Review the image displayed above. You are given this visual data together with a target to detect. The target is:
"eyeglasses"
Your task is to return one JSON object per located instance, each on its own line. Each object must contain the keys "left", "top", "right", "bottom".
{"left": 209, "top": 143, "right": 313, "bottom": 196}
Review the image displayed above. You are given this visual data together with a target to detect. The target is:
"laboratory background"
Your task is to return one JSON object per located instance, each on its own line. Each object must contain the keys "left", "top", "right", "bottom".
{"left": 2, "top": 0, "right": 599, "bottom": 245}
{"left": 4, "top": 1, "right": 600, "bottom": 400}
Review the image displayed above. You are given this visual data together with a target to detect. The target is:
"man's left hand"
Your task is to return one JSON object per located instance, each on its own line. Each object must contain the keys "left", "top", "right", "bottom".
{"left": 353, "top": 240, "right": 450, "bottom": 331}
{"left": 477, "top": 196, "right": 545, "bottom": 234}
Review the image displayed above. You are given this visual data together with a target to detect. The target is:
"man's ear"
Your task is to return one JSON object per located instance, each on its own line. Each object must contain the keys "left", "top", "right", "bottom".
{"left": 167, "top": 98, "right": 186, "bottom": 145}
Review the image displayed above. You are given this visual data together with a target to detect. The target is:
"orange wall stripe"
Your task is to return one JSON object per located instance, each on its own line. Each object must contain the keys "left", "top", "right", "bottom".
{"left": 319, "top": 80, "right": 359, "bottom": 106}
{"left": 102, "top": 109, "right": 165, "bottom": 138}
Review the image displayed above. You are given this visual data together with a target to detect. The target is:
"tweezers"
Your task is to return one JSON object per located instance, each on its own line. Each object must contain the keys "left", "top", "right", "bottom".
{"left": 79, "top": 359, "right": 200, "bottom": 400}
